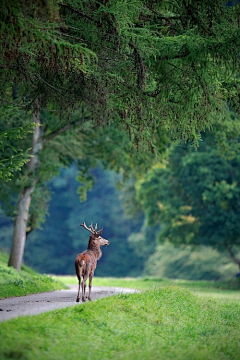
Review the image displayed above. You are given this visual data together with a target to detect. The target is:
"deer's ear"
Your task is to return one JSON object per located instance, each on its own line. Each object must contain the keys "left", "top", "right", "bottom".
{"left": 96, "top": 229, "right": 103, "bottom": 236}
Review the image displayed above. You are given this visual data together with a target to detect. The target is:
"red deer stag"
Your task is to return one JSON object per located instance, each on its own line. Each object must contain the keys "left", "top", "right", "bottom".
{"left": 75, "top": 222, "right": 110, "bottom": 302}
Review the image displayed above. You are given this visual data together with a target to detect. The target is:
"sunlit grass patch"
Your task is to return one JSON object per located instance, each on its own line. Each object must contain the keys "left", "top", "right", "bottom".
{"left": 0, "top": 286, "right": 239, "bottom": 360}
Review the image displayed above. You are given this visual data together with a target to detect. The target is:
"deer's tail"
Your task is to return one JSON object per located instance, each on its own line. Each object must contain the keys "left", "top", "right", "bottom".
{"left": 75, "top": 258, "right": 85, "bottom": 280}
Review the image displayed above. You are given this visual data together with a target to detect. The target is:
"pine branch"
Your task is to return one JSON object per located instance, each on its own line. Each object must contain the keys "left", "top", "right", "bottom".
{"left": 129, "top": 42, "right": 146, "bottom": 90}
{"left": 61, "top": 32, "right": 116, "bottom": 52}
{"left": 0, "top": 97, "right": 29, "bottom": 108}
{"left": 142, "top": 88, "right": 161, "bottom": 98}
{"left": 60, "top": 3, "right": 101, "bottom": 26}
{"left": 182, "top": 0, "right": 210, "bottom": 36}
{"left": 34, "top": 75, "right": 66, "bottom": 96}
{"left": 191, "top": 63, "right": 209, "bottom": 99}
{"left": 43, "top": 120, "right": 87, "bottom": 143}
{"left": 145, "top": 4, "right": 181, "bottom": 20}
{"left": 160, "top": 48, "right": 190, "bottom": 61}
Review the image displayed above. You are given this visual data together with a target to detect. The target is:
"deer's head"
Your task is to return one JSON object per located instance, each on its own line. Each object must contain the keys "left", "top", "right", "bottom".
{"left": 81, "top": 222, "right": 110, "bottom": 247}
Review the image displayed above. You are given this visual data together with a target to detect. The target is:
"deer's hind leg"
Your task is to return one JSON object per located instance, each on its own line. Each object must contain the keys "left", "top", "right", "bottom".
{"left": 88, "top": 272, "right": 94, "bottom": 301}
{"left": 82, "top": 264, "right": 91, "bottom": 302}
{"left": 76, "top": 272, "right": 82, "bottom": 303}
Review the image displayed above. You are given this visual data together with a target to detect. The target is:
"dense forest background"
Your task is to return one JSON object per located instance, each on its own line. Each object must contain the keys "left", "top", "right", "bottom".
{"left": 0, "top": 165, "right": 141, "bottom": 276}
{"left": 1, "top": 160, "right": 239, "bottom": 280}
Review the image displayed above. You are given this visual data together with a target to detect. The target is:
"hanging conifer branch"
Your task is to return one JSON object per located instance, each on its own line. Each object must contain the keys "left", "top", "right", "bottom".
{"left": 130, "top": 42, "right": 146, "bottom": 91}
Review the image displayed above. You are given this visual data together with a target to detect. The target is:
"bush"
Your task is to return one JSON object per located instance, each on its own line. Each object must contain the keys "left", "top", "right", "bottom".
{"left": 144, "top": 243, "right": 238, "bottom": 280}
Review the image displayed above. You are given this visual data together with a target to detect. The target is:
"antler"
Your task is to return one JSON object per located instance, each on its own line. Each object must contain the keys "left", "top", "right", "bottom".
{"left": 97, "top": 225, "right": 103, "bottom": 233}
{"left": 81, "top": 222, "right": 103, "bottom": 234}
{"left": 81, "top": 222, "right": 95, "bottom": 234}
{"left": 89, "top": 222, "right": 95, "bottom": 232}
{"left": 90, "top": 223, "right": 99, "bottom": 232}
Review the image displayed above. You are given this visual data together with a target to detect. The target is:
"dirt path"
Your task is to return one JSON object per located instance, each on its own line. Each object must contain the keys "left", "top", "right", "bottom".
{"left": 0, "top": 286, "right": 138, "bottom": 323}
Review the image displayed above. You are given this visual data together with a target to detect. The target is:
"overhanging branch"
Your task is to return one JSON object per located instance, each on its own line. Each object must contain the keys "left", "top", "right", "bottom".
{"left": 60, "top": 3, "right": 101, "bottom": 26}
{"left": 43, "top": 119, "right": 87, "bottom": 143}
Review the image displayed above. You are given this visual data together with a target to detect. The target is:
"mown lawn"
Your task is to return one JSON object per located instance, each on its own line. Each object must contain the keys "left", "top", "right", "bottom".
{"left": 0, "top": 286, "right": 240, "bottom": 360}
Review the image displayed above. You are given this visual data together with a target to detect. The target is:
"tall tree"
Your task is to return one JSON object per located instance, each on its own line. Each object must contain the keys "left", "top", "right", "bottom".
{"left": 0, "top": 0, "right": 239, "bottom": 270}
{"left": 0, "top": 118, "right": 163, "bottom": 270}
{"left": 8, "top": 101, "right": 41, "bottom": 270}
{"left": 136, "top": 117, "right": 240, "bottom": 271}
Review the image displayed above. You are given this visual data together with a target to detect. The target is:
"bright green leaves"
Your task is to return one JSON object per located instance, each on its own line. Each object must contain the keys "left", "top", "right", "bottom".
{"left": 136, "top": 127, "right": 240, "bottom": 254}
{"left": 0, "top": 105, "right": 35, "bottom": 181}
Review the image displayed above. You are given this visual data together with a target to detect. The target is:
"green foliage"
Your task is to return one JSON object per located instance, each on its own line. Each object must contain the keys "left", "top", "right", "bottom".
{"left": 213, "top": 111, "right": 240, "bottom": 158}
{"left": 0, "top": 249, "right": 66, "bottom": 299}
{"left": 144, "top": 243, "right": 239, "bottom": 281}
{"left": 0, "top": 115, "right": 164, "bottom": 275}
{"left": 0, "top": 0, "right": 240, "bottom": 144}
{"left": 128, "top": 222, "right": 159, "bottom": 261}
{"left": 0, "top": 104, "right": 34, "bottom": 180}
{"left": 0, "top": 110, "right": 161, "bottom": 232}
{"left": 1, "top": 0, "right": 240, "bottom": 273}
{"left": 0, "top": 287, "right": 240, "bottom": 360}
{"left": 136, "top": 128, "right": 240, "bottom": 264}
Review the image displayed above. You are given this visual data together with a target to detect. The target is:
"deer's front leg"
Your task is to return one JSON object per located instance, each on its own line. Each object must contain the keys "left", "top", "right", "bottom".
{"left": 82, "top": 268, "right": 90, "bottom": 302}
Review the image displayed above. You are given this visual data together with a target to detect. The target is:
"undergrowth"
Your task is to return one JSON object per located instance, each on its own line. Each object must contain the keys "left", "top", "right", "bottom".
{"left": 0, "top": 250, "right": 66, "bottom": 298}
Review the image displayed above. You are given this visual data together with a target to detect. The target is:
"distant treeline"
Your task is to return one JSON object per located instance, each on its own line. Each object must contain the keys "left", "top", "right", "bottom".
{"left": 0, "top": 164, "right": 238, "bottom": 280}
{"left": 1, "top": 165, "right": 143, "bottom": 277}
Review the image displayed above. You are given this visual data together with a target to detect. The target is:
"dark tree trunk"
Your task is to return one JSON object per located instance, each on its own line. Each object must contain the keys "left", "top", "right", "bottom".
{"left": 8, "top": 100, "right": 42, "bottom": 271}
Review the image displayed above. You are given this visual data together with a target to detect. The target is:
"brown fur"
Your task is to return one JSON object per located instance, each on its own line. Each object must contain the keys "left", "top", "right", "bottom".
{"left": 75, "top": 223, "right": 109, "bottom": 302}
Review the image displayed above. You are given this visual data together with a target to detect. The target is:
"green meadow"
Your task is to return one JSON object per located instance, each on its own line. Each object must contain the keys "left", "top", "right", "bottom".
{"left": 0, "top": 286, "right": 240, "bottom": 360}
{"left": 1, "top": 252, "right": 240, "bottom": 360}
{"left": 55, "top": 275, "right": 240, "bottom": 301}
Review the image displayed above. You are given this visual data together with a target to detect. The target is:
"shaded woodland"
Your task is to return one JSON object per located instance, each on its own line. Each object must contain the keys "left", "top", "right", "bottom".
{"left": 0, "top": 0, "right": 240, "bottom": 279}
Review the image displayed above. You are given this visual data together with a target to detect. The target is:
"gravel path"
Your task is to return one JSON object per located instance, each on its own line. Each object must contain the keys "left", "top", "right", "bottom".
{"left": 0, "top": 285, "right": 138, "bottom": 323}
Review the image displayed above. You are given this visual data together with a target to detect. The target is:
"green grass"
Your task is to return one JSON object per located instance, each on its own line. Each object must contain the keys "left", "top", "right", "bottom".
{"left": 54, "top": 275, "right": 240, "bottom": 302}
{"left": 0, "top": 250, "right": 67, "bottom": 299}
{"left": 1, "top": 250, "right": 240, "bottom": 359}
{"left": 1, "top": 286, "right": 240, "bottom": 360}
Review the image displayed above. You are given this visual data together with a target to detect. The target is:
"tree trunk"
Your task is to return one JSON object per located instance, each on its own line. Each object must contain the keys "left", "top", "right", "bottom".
{"left": 8, "top": 100, "right": 42, "bottom": 271}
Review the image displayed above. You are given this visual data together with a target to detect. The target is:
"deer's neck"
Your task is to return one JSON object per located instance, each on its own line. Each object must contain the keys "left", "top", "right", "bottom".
{"left": 87, "top": 241, "right": 102, "bottom": 260}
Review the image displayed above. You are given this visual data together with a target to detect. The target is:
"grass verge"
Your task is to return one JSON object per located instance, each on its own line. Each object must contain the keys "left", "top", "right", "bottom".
{"left": 0, "top": 250, "right": 67, "bottom": 299}
{"left": 54, "top": 275, "right": 240, "bottom": 301}
{"left": 0, "top": 286, "right": 240, "bottom": 360}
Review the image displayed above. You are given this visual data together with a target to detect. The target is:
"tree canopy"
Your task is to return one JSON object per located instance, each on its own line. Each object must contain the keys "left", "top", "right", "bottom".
{"left": 1, "top": 0, "right": 240, "bottom": 141}
{"left": 136, "top": 119, "right": 240, "bottom": 269}
{"left": 0, "top": 0, "right": 240, "bottom": 271}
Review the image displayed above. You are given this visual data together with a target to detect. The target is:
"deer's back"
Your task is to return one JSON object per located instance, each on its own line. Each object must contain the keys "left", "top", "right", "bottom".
{"left": 75, "top": 250, "right": 97, "bottom": 272}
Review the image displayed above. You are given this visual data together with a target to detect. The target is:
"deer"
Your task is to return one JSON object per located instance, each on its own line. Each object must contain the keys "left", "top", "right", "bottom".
{"left": 75, "top": 222, "right": 110, "bottom": 302}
